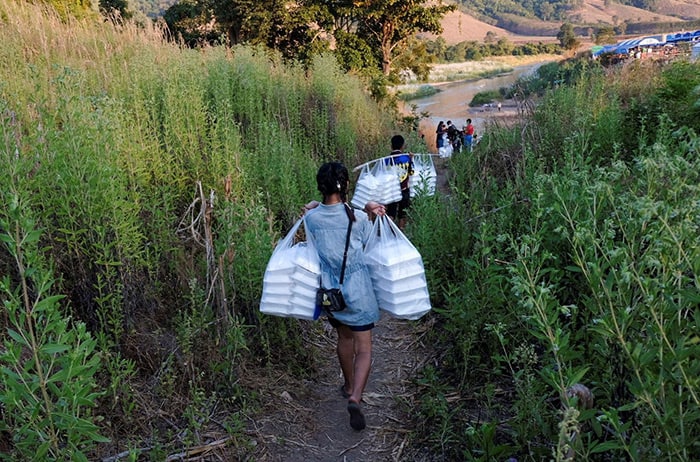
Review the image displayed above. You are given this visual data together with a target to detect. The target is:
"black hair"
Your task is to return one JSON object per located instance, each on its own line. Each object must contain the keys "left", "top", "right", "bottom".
{"left": 316, "top": 162, "right": 356, "bottom": 221}
{"left": 391, "top": 134, "right": 404, "bottom": 151}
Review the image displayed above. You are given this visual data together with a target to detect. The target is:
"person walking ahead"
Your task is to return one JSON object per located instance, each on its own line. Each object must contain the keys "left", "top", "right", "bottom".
{"left": 385, "top": 134, "right": 414, "bottom": 230}
{"left": 303, "top": 162, "right": 386, "bottom": 431}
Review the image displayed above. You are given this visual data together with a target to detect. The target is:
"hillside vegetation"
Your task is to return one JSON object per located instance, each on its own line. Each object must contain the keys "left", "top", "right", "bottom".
{"left": 406, "top": 55, "right": 700, "bottom": 460}
{"left": 1, "top": 0, "right": 700, "bottom": 460}
{"left": 438, "top": 0, "right": 700, "bottom": 43}
{"left": 0, "top": 0, "right": 403, "bottom": 459}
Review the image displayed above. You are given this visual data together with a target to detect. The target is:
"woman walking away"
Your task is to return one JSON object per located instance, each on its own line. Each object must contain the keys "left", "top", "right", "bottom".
{"left": 302, "top": 162, "right": 386, "bottom": 431}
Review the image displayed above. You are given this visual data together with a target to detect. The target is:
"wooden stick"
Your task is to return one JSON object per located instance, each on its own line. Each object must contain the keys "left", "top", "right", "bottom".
{"left": 164, "top": 437, "right": 233, "bottom": 461}
{"left": 351, "top": 153, "right": 436, "bottom": 172}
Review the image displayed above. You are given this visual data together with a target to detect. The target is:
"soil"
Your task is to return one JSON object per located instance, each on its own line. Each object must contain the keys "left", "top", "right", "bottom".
{"left": 245, "top": 315, "right": 437, "bottom": 462}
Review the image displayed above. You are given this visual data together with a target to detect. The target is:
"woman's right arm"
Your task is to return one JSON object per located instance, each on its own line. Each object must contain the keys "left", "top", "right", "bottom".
{"left": 301, "top": 200, "right": 320, "bottom": 216}
{"left": 364, "top": 201, "right": 385, "bottom": 221}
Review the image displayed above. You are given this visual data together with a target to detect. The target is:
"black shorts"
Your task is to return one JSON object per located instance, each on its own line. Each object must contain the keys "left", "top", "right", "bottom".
{"left": 387, "top": 188, "right": 411, "bottom": 220}
{"left": 328, "top": 317, "right": 375, "bottom": 332}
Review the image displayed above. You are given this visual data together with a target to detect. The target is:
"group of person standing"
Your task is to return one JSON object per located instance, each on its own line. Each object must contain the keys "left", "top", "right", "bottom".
{"left": 435, "top": 119, "right": 476, "bottom": 155}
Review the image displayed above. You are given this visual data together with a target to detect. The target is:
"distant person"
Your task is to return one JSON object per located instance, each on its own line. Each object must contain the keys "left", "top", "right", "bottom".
{"left": 435, "top": 121, "right": 446, "bottom": 151}
{"left": 385, "top": 134, "right": 414, "bottom": 230}
{"left": 446, "top": 120, "right": 460, "bottom": 151}
{"left": 462, "top": 119, "right": 475, "bottom": 152}
{"left": 497, "top": 101, "right": 502, "bottom": 112}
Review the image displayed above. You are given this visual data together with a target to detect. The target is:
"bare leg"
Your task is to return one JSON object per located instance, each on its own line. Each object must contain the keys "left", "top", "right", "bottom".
{"left": 348, "top": 330, "right": 372, "bottom": 405}
{"left": 336, "top": 325, "right": 355, "bottom": 395}
{"left": 346, "top": 329, "right": 372, "bottom": 431}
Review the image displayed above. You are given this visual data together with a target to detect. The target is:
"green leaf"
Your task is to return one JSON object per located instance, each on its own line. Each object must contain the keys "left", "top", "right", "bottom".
{"left": 590, "top": 440, "right": 622, "bottom": 453}
{"left": 6, "top": 328, "right": 29, "bottom": 347}
{"left": 618, "top": 401, "right": 639, "bottom": 412}
{"left": 40, "top": 344, "right": 70, "bottom": 355}
{"left": 567, "top": 366, "right": 590, "bottom": 387}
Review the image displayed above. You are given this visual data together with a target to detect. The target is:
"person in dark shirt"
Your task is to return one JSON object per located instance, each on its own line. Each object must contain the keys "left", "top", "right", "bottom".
{"left": 385, "top": 134, "right": 414, "bottom": 230}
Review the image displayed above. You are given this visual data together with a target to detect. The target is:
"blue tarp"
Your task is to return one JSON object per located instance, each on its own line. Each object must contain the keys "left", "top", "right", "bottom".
{"left": 667, "top": 30, "right": 700, "bottom": 42}
{"left": 594, "top": 30, "right": 699, "bottom": 57}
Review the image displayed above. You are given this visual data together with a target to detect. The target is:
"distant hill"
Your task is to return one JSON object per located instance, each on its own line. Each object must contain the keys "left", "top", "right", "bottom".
{"left": 434, "top": 0, "right": 700, "bottom": 44}
{"left": 131, "top": 0, "right": 700, "bottom": 44}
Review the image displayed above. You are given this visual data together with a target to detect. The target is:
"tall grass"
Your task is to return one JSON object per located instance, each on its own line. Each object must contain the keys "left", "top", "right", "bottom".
{"left": 0, "top": 0, "right": 400, "bottom": 458}
{"left": 409, "top": 58, "right": 700, "bottom": 460}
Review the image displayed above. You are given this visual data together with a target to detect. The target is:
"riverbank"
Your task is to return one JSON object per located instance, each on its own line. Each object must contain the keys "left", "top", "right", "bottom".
{"left": 401, "top": 56, "right": 559, "bottom": 152}
{"left": 397, "top": 54, "right": 560, "bottom": 90}
{"left": 416, "top": 102, "right": 522, "bottom": 153}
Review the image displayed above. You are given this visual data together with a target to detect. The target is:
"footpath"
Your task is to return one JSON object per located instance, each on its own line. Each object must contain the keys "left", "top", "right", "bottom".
{"left": 248, "top": 314, "right": 435, "bottom": 461}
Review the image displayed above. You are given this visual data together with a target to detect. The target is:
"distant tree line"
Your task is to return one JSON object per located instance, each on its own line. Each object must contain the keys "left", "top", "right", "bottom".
{"left": 425, "top": 36, "right": 561, "bottom": 63}
{"left": 457, "top": 0, "right": 579, "bottom": 22}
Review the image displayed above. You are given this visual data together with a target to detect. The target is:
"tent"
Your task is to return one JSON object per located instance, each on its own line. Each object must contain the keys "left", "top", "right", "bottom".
{"left": 592, "top": 44, "right": 618, "bottom": 57}
{"left": 667, "top": 31, "right": 700, "bottom": 43}
{"left": 614, "top": 37, "right": 664, "bottom": 54}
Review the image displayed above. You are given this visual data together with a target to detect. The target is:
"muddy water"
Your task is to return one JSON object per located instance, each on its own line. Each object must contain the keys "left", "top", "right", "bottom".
{"left": 404, "top": 63, "right": 545, "bottom": 151}
{"left": 411, "top": 64, "right": 542, "bottom": 123}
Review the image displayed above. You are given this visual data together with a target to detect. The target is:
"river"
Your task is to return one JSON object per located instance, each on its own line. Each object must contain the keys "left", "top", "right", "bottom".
{"left": 400, "top": 62, "right": 547, "bottom": 150}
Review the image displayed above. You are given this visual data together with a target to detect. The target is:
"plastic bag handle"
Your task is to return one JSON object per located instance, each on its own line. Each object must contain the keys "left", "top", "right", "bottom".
{"left": 273, "top": 217, "right": 303, "bottom": 255}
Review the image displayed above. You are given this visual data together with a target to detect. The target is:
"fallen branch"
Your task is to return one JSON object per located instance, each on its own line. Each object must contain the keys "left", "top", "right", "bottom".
{"left": 337, "top": 438, "right": 365, "bottom": 457}
{"left": 102, "top": 447, "right": 152, "bottom": 462}
{"left": 164, "top": 437, "right": 232, "bottom": 461}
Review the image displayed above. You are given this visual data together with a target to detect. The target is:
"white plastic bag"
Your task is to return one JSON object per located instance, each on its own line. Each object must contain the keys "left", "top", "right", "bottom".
{"left": 373, "top": 159, "right": 402, "bottom": 205}
{"left": 409, "top": 154, "right": 437, "bottom": 197}
{"left": 364, "top": 216, "right": 431, "bottom": 320}
{"left": 260, "top": 218, "right": 320, "bottom": 320}
{"left": 438, "top": 135, "right": 453, "bottom": 158}
{"left": 351, "top": 164, "right": 379, "bottom": 209}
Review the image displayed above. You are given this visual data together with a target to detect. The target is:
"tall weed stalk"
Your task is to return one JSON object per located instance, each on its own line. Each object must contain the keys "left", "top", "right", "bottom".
{"left": 0, "top": 194, "right": 107, "bottom": 461}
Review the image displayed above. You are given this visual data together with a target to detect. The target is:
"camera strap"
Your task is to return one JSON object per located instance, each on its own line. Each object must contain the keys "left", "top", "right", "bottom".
{"left": 338, "top": 204, "right": 353, "bottom": 286}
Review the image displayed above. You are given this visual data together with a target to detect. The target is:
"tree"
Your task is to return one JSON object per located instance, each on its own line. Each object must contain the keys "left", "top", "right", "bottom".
{"left": 100, "top": 0, "right": 133, "bottom": 20}
{"left": 557, "top": 23, "right": 579, "bottom": 51}
{"left": 353, "top": 0, "right": 455, "bottom": 76}
{"left": 392, "top": 37, "right": 434, "bottom": 82}
{"left": 41, "top": 0, "right": 94, "bottom": 20}
{"left": 163, "top": 0, "right": 218, "bottom": 47}
{"left": 594, "top": 25, "right": 615, "bottom": 45}
{"left": 484, "top": 30, "right": 498, "bottom": 44}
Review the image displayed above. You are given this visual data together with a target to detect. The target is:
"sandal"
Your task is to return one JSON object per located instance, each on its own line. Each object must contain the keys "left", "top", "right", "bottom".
{"left": 347, "top": 401, "right": 366, "bottom": 431}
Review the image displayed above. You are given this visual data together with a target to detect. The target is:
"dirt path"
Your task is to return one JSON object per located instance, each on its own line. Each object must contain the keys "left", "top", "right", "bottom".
{"left": 248, "top": 314, "right": 434, "bottom": 461}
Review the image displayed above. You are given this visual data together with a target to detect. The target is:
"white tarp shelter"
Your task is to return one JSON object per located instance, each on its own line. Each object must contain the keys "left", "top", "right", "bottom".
{"left": 692, "top": 43, "right": 700, "bottom": 61}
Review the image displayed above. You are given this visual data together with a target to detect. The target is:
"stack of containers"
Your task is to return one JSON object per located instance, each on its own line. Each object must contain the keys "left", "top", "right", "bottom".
{"left": 364, "top": 216, "right": 431, "bottom": 320}
{"left": 409, "top": 154, "right": 437, "bottom": 197}
{"left": 260, "top": 219, "right": 320, "bottom": 320}
{"left": 351, "top": 164, "right": 379, "bottom": 209}
{"left": 372, "top": 159, "right": 402, "bottom": 205}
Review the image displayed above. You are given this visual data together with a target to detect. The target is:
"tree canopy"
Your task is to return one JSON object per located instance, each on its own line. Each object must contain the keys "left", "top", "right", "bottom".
{"left": 163, "top": 0, "right": 455, "bottom": 79}
{"left": 557, "top": 22, "right": 580, "bottom": 50}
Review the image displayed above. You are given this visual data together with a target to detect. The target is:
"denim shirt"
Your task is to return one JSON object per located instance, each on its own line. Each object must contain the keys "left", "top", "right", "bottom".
{"left": 304, "top": 203, "right": 380, "bottom": 326}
